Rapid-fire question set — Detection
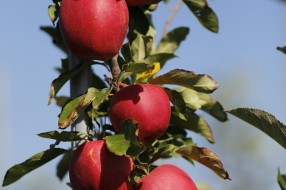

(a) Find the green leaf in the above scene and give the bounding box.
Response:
[278,168,286,190]
[40,26,66,53]
[55,96,70,108]
[58,88,100,129]
[105,120,145,157]
[2,148,67,186]
[227,108,286,149]
[48,5,59,25]
[130,34,153,62]
[172,87,227,121]
[150,69,219,93]
[143,53,176,68]
[92,88,111,109]
[56,149,72,181]
[125,62,154,74]
[121,43,133,63]
[157,27,190,54]
[183,0,219,33]
[48,61,94,105]
[171,110,214,143]
[129,7,150,35]
[176,145,230,179]
[277,46,286,55]
[37,130,85,142]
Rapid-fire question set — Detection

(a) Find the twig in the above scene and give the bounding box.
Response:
[161,0,183,38]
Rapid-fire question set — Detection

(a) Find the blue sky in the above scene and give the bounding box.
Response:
[1,0,286,190]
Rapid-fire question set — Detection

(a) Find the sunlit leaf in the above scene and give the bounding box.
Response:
[2,148,67,186]
[150,69,219,93]
[57,149,72,181]
[227,108,286,149]
[171,110,214,143]
[176,145,230,179]
[37,130,85,142]
[92,88,110,109]
[58,88,101,129]
[157,27,190,54]
[105,120,145,157]
[278,168,286,190]
[135,62,160,83]
[183,0,219,33]
[130,34,153,62]
[173,87,227,121]
[277,46,286,55]
[48,5,58,25]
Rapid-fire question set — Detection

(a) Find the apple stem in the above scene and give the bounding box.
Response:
[68,51,92,147]
[109,54,121,79]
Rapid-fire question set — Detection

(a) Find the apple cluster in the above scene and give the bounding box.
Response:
[59,0,198,189]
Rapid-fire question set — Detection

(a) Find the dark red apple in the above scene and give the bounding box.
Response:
[126,0,161,6]
[109,84,171,144]
[59,0,129,61]
[135,164,198,190]
[69,140,133,190]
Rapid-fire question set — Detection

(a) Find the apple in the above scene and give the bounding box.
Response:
[59,0,129,61]
[135,164,198,190]
[126,0,161,6]
[69,140,133,190]
[109,84,171,145]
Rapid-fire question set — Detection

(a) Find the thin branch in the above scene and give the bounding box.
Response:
[161,0,183,38]
[109,54,121,79]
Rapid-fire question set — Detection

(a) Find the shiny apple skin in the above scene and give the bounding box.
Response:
[59,0,129,61]
[69,140,133,190]
[109,84,171,145]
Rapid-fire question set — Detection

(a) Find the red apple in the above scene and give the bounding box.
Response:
[59,0,129,61]
[135,164,198,190]
[69,140,133,190]
[109,84,171,144]
[126,0,161,6]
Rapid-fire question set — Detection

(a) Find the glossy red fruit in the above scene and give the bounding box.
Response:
[126,0,161,6]
[59,0,129,61]
[109,84,171,145]
[69,140,133,190]
[135,164,198,190]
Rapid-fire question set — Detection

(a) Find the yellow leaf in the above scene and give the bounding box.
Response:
[135,62,160,83]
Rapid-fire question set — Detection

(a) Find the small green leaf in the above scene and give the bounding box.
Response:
[150,69,219,93]
[48,61,94,105]
[183,0,219,33]
[278,168,286,190]
[130,34,153,62]
[48,5,59,25]
[171,110,214,143]
[227,108,286,149]
[37,130,85,142]
[2,148,67,186]
[176,145,230,179]
[143,53,176,68]
[157,27,190,54]
[57,149,73,181]
[277,46,286,55]
[55,96,70,108]
[58,88,100,129]
[105,120,145,157]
